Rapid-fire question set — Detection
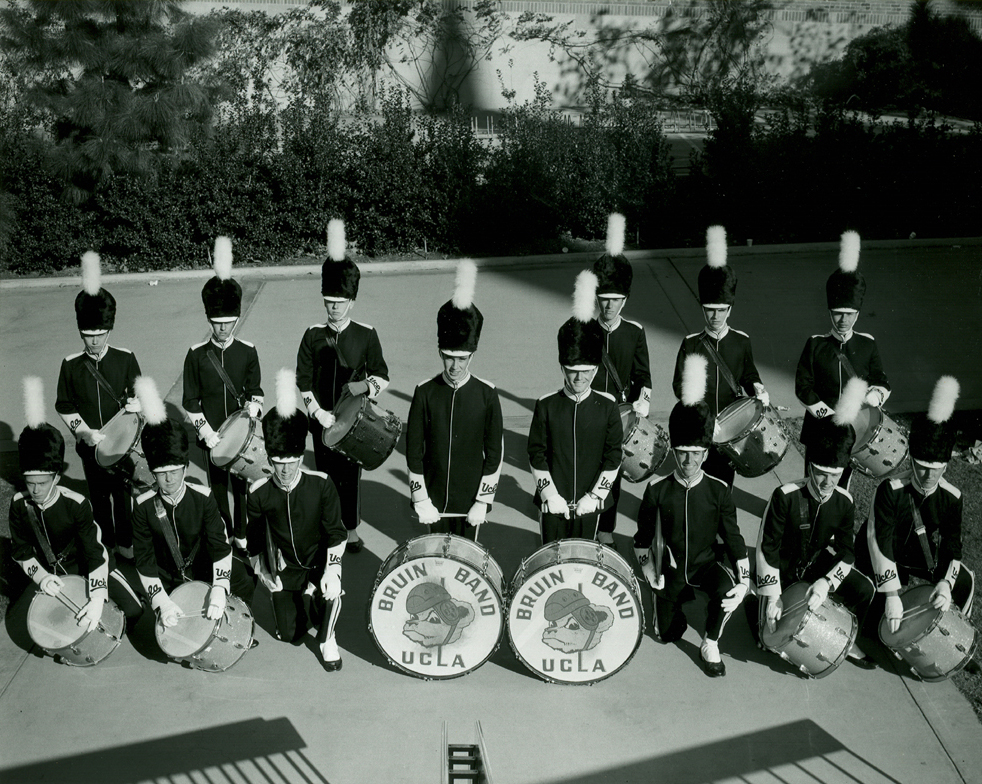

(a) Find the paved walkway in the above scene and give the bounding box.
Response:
[1,239,980,784]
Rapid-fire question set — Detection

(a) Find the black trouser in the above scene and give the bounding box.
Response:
[269,588,341,644]
[313,437,361,531]
[655,560,736,643]
[703,447,735,488]
[427,517,477,541]
[540,511,600,544]
[78,444,132,551]
[207,460,248,540]
[597,474,622,534]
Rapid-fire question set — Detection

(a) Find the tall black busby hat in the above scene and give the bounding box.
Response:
[201,237,242,320]
[826,231,866,311]
[437,260,484,353]
[698,225,737,306]
[321,219,360,300]
[558,272,602,367]
[910,376,959,465]
[263,369,308,460]
[806,377,864,469]
[19,377,65,475]
[669,355,714,448]
[593,213,633,297]
[75,252,116,332]
[136,377,189,472]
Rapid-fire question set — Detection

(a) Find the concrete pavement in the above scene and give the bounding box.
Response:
[1,240,981,784]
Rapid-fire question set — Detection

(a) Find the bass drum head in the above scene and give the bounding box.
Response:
[28,575,89,650]
[95,411,141,467]
[878,584,939,648]
[155,581,219,659]
[760,581,811,651]
[323,394,363,447]
[369,534,505,680]
[618,404,638,442]
[714,398,760,445]
[211,411,252,467]
[508,539,644,685]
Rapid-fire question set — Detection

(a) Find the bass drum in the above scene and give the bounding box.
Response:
[369,534,505,680]
[508,539,644,685]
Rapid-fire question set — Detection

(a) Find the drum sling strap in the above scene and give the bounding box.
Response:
[83,361,124,408]
[153,497,201,583]
[25,503,69,574]
[795,492,819,581]
[832,342,859,382]
[206,350,245,409]
[909,495,936,572]
[698,335,743,398]
[599,340,627,403]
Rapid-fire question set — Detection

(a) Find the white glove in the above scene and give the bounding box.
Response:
[721,582,749,614]
[467,501,487,526]
[414,498,440,525]
[885,593,904,633]
[632,398,650,418]
[931,580,952,612]
[634,548,663,590]
[247,401,262,418]
[80,428,106,447]
[320,566,342,601]
[806,578,830,611]
[205,585,227,620]
[575,493,601,517]
[544,494,571,518]
[39,574,65,596]
[124,396,142,413]
[765,596,783,632]
[76,594,105,632]
[754,384,770,408]
[200,424,221,449]
[344,380,370,397]
[314,409,336,429]
[864,389,883,408]
[233,536,248,551]
[157,596,182,628]
[249,555,282,592]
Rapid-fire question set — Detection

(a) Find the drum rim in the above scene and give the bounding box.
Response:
[94,410,143,467]
[28,574,91,651]
[323,394,368,447]
[878,584,945,648]
[713,397,764,446]
[511,538,638,592]
[851,406,885,453]
[28,576,125,662]
[618,403,640,443]
[212,409,257,467]
[154,581,222,659]
[374,533,506,592]
[185,595,255,672]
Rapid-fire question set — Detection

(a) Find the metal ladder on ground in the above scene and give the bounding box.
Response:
[442,722,493,784]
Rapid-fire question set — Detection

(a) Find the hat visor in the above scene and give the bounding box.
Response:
[440,350,472,358]
[323,296,350,303]
[701,302,730,309]
[270,455,302,463]
[208,316,238,323]
[809,463,845,475]
[912,458,946,469]
[673,445,707,452]
[22,469,57,476]
[562,364,597,371]
[80,329,110,336]
[597,294,626,300]
[829,308,859,314]
[151,464,186,474]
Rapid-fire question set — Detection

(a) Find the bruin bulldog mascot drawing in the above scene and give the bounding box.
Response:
[402,582,475,648]
[541,588,614,653]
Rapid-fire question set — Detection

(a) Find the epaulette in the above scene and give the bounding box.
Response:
[237,338,255,348]
[889,477,906,491]
[596,390,616,403]
[537,391,559,402]
[622,318,643,330]
[780,481,805,495]
[12,491,24,502]
[301,467,329,480]
[415,378,433,389]
[58,487,87,504]
[187,482,211,497]
[855,332,875,340]
[65,351,84,361]
[136,489,156,504]
[685,332,702,340]
[814,334,827,340]
[472,375,496,389]
[248,477,269,493]
[115,347,134,354]
[938,478,961,499]
[731,328,750,338]
[310,323,327,331]
[833,485,853,503]
[352,320,374,330]
[190,340,209,350]
[705,474,729,488]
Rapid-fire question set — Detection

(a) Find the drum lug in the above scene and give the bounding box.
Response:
[85,655,94,664]
[816,652,829,663]
[217,635,229,643]
[234,642,245,649]
[956,643,968,654]
[939,626,951,637]
[908,643,922,654]
[70,646,81,655]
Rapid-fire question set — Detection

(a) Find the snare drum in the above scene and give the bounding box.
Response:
[369,534,505,680]
[714,398,789,478]
[760,581,857,678]
[27,575,125,666]
[155,581,255,672]
[851,406,909,477]
[508,539,644,685]
[95,409,153,492]
[619,405,669,484]
[878,584,978,682]
[323,393,402,471]
[211,410,272,483]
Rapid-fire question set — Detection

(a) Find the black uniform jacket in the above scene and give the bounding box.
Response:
[406,374,503,514]
[183,337,263,430]
[592,318,652,404]
[756,480,855,597]
[56,347,141,432]
[673,328,761,417]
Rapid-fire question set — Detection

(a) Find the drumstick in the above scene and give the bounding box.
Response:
[53,590,117,636]
[900,605,938,622]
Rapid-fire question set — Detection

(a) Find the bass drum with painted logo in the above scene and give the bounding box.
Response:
[368,534,505,680]
[507,539,644,685]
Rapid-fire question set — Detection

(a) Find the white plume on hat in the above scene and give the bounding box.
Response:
[927,376,959,424]
[327,219,346,262]
[23,376,45,428]
[135,376,167,426]
[276,368,298,418]
[452,259,478,310]
[706,225,727,268]
[605,213,626,257]
[81,251,101,295]
[213,236,233,280]
[681,354,708,407]
[572,270,598,323]
[833,377,868,427]
[839,231,861,273]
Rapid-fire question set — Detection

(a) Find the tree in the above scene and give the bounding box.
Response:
[0,0,220,202]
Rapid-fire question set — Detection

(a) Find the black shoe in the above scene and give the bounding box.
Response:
[346,538,363,554]
[702,658,726,678]
[847,655,877,671]
[321,656,342,672]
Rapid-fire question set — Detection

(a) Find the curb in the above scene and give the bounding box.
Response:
[2,237,980,290]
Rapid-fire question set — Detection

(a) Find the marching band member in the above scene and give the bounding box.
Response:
[672,226,767,486]
[10,378,143,628]
[131,377,255,632]
[795,231,890,487]
[756,378,876,669]
[857,376,976,658]
[297,219,389,553]
[182,237,263,545]
[591,214,652,545]
[406,260,503,540]
[55,252,142,558]
[634,355,750,677]
[528,271,622,544]
[246,369,347,671]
